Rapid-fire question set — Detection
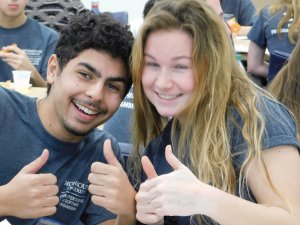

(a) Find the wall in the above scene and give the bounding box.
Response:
[81,0,148,21]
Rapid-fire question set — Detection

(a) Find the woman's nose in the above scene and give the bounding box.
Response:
[155,68,172,90]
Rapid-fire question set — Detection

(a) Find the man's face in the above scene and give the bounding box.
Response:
[0,0,28,18]
[44,49,127,142]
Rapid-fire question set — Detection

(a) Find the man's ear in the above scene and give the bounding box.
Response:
[47,54,59,85]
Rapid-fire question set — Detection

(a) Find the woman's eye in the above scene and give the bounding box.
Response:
[174,64,188,69]
[146,62,159,67]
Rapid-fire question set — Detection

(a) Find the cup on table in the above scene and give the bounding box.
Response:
[12,70,31,94]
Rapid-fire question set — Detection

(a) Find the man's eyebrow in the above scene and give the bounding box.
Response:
[78,62,100,77]
[78,62,127,83]
[107,77,127,84]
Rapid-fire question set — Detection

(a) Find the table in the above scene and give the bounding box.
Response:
[233,35,270,61]
[0,82,47,98]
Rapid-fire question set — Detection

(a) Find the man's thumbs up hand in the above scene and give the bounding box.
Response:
[88,139,136,217]
[1,149,59,219]
[21,149,49,174]
[103,139,123,169]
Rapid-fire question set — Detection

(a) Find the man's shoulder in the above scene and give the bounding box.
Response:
[27,17,58,36]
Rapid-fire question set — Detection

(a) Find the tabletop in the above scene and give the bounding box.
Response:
[0,81,47,98]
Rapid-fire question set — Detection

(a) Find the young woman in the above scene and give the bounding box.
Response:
[247,0,300,79]
[267,41,300,138]
[129,0,300,224]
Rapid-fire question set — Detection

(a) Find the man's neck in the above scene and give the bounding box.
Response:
[0,13,27,29]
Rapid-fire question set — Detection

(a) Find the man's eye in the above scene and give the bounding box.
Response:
[107,83,120,92]
[79,72,92,80]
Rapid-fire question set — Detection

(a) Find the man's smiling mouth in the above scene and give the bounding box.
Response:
[73,100,99,116]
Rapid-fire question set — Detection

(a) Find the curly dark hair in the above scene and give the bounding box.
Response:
[50,11,134,95]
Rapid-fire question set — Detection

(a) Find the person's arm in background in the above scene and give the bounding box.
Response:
[247,41,269,77]
[247,6,269,77]
[0,44,46,87]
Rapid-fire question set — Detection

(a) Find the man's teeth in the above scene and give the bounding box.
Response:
[158,93,179,100]
[75,102,98,115]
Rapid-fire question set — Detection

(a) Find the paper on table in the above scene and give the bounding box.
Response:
[0,219,11,225]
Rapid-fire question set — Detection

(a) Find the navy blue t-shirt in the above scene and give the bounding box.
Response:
[248,6,297,55]
[141,95,300,225]
[221,0,256,26]
[0,17,58,81]
[0,87,123,225]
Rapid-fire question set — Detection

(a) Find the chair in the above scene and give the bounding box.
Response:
[25,0,86,32]
[103,86,134,160]
[268,50,290,82]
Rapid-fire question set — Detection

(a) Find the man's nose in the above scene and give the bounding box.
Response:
[86,82,105,101]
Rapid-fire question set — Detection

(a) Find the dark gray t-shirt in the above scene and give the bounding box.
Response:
[141,95,300,225]
[0,17,58,81]
[248,6,297,55]
[0,87,123,225]
[221,0,256,26]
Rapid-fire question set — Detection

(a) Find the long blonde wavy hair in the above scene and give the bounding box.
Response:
[269,0,300,44]
[129,0,266,221]
[268,41,300,138]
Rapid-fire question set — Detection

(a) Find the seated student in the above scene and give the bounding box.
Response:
[0,11,134,225]
[221,0,256,26]
[247,0,300,80]
[0,0,58,87]
[267,40,300,137]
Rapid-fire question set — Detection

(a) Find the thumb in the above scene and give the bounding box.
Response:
[21,149,49,174]
[141,156,158,180]
[165,145,186,171]
[103,139,122,169]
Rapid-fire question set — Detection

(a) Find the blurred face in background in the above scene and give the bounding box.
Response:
[0,0,28,18]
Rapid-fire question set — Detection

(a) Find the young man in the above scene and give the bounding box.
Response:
[0,0,58,87]
[0,11,134,225]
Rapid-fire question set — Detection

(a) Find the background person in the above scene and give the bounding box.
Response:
[267,40,300,137]
[0,11,134,225]
[221,0,256,26]
[0,0,58,87]
[128,0,300,224]
[247,0,300,80]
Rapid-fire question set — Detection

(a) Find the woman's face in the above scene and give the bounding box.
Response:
[142,29,195,118]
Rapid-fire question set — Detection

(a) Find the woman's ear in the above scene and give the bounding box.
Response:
[47,54,59,85]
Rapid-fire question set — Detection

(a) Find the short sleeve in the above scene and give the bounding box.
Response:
[247,7,268,49]
[259,97,300,152]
